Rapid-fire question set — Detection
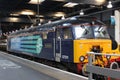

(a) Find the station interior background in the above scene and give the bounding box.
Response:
[0,0,120,39]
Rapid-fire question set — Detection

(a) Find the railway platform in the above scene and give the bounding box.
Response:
[0,51,88,80]
[0,51,57,80]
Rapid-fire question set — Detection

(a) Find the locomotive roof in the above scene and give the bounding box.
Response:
[39,16,98,27]
[9,15,104,36]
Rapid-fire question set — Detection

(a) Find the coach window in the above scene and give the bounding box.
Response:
[63,27,72,39]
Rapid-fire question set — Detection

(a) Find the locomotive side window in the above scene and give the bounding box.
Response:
[63,28,72,39]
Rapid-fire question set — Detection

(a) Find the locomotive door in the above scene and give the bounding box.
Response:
[55,28,62,62]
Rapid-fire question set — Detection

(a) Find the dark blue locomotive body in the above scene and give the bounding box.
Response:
[7,17,76,63]
[7,16,113,74]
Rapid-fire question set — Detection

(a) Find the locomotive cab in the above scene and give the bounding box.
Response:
[73,21,112,71]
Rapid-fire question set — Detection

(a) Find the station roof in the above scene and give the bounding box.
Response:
[0,0,120,33]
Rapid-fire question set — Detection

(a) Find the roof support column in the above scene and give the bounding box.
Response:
[115,10,120,44]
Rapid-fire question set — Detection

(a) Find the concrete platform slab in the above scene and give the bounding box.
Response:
[0,52,57,80]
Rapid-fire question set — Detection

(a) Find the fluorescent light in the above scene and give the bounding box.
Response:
[29,0,45,4]
[20,10,35,15]
[54,12,65,17]
[10,13,20,16]
[95,0,105,3]
[63,2,78,7]
[95,0,106,5]
[8,17,20,22]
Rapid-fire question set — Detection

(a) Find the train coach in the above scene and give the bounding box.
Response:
[7,16,119,75]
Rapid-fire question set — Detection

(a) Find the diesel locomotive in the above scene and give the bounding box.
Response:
[7,16,119,75]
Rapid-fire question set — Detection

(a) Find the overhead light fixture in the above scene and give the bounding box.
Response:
[29,0,45,4]
[61,16,65,19]
[10,13,20,16]
[63,2,78,8]
[107,1,113,8]
[79,10,84,15]
[95,0,105,3]
[20,10,35,15]
[95,0,106,5]
[8,17,20,22]
[38,23,41,25]
[54,12,65,17]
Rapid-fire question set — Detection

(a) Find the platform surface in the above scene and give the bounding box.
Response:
[0,52,57,80]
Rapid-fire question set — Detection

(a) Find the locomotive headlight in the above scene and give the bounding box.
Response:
[80,56,85,62]
[106,55,111,60]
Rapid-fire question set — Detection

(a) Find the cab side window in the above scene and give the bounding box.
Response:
[63,27,72,39]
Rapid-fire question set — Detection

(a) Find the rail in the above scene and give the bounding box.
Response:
[86,52,120,80]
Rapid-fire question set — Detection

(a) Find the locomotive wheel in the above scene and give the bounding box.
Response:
[82,64,89,76]
[110,62,119,69]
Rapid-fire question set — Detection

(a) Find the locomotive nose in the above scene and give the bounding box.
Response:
[74,39,111,63]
